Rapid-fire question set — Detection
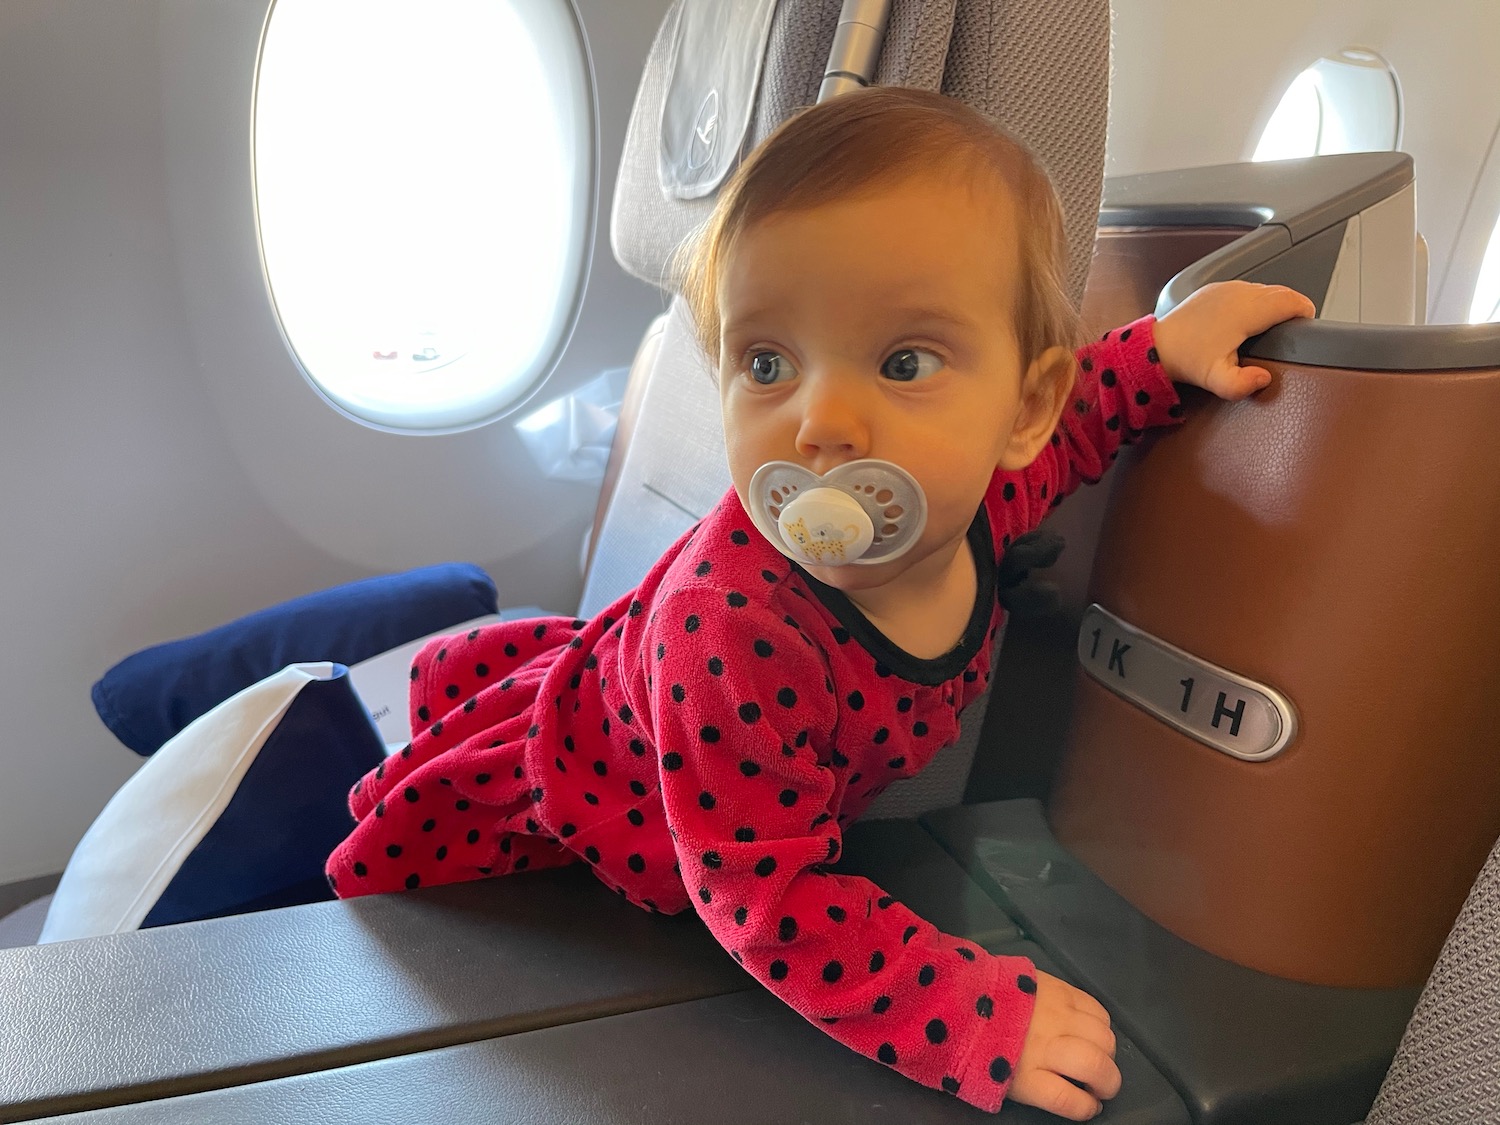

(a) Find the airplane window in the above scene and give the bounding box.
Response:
[1253,51,1401,162]
[253,0,593,432]
[1471,214,1500,324]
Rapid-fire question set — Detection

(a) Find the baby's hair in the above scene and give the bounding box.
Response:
[679,85,1082,369]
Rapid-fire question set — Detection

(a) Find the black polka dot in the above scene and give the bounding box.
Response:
[353,862,367,876]
[386,844,402,858]
[896,697,913,713]
[374,801,385,818]
[662,752,683,770]
[778,916,798,941]
[559,823,576,838]
[699,790,716,810]
[739,760,760,778]
[707,656,724,676]
[627,854,645,873]
[755,856,777,877]
[769,959,788,981]
[827,905,846,923]
[685,615,700,633]
[702,850,722,869]
[887,756,906,770]
[918,965,936,985]
[1135,389,1152,406]
[627,809,645,827]
[735,827,756,842]
[753,639,774,658]
[1101,367,1117,387]
[466,829,481,845]
[831,627,850,645]
[585,846,600,863]
[989,1057,1012,1083]
[777,687,797,708]
[727,592,748,608]
[913,721,929,737]
[514,856,529,870]
[701,726,721,743]
[873,995,892,1014]
[503,642,518,657]
[738,702,761,723]
[554,757,567,773]
[671,683,686,703]
[1017,974,1037,994]
[877,1043,898,1065]
[405,874,420,889]
[734,906,749,925]
[976,995,994,1019]
[416,708,429,723]
[532,624,547,640]
[778,789,798,807]
[1168,403,1185,418]
[877,895,895,910]
[942,1076,961,1095]
[846,691,864,711]
[629,779,648,796]
[403,786,420,803]
[695,560,712,577]
[822,960,843,983]
[475,773,491,785]
[1002,482,1017,501]
[593,760,608,777]
[1106,414,1121,431]
[869,951,885,972]
[435,846,448,861]
[698,886,712,904]
[956,947,976,961]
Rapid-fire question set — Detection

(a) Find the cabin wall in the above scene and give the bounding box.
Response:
[1106,0,1500,322]
[0,0,671,885]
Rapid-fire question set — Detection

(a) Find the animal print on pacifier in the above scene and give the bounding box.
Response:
[746,460,928,567]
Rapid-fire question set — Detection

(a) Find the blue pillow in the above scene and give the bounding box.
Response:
[92,563,498,757]
[42,664,387,941]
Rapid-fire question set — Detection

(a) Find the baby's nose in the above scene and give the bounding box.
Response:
[793,381,871,470]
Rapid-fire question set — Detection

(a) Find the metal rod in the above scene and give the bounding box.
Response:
[817,0,893,103]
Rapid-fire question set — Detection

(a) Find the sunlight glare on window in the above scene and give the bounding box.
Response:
[1253,52,1400,163]
[255,0,592,431]
[1253,69,1322,162]
[1470,214,1500,324]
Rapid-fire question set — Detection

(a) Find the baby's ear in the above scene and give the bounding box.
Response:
[998,345,1075,471]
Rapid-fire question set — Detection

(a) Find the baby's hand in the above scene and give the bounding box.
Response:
[1152,281,1316,401]
[1008,970,1120,1121]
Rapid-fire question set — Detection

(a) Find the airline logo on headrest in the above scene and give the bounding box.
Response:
[688,88,720,173]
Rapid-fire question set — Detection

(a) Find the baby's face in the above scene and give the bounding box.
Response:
[717,172,1038,600]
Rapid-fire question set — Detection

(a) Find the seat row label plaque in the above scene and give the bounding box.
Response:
[1077,604,1297,761]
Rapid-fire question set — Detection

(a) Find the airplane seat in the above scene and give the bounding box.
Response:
[1365,830,1500,1125]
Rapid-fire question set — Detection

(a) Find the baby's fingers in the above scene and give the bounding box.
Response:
[1046,1034,1123,1100]
[1207,357,1272,401]
[1237,283,1316,334]
[1009,1069,1102,1121]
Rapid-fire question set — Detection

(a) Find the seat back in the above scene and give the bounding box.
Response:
[582,0,1111,817]
[1365,832,1500,1124]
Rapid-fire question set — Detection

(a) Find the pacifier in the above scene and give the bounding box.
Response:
[746,459,928,567]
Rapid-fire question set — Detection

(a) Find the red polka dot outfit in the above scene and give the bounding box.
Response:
[327,317,1178,1112]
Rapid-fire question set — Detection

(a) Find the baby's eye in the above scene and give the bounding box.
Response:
[748,351,795,385]
[880,348,944,382]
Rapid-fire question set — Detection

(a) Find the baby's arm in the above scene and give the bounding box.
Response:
[1002,282,1314,539]
[642,589,1113,1116]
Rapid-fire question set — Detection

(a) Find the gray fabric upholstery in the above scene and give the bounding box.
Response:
[1365,834,1500,1125]
[612,0,1109,305]
[0,893,51,949]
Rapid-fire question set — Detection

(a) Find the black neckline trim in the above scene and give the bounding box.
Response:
[795,507,997,686]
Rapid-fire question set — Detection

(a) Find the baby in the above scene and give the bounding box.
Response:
[327,86,1311,1118]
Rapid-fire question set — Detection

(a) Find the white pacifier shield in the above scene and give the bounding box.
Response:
[747,459,928,567]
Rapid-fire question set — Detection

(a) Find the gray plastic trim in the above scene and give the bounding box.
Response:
[1099,152,1500,371]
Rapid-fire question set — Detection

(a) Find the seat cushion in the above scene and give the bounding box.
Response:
[42,664,386,942]
[92,562,499,757]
